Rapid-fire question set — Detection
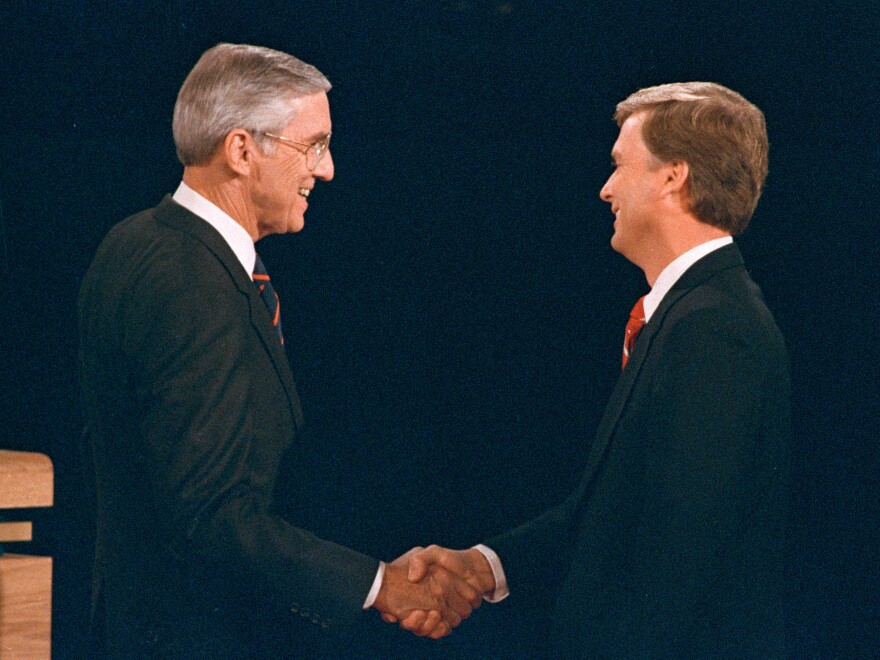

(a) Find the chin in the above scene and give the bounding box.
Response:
[282,212,305,233]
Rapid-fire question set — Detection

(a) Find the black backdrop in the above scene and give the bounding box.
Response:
[1,1,877,657]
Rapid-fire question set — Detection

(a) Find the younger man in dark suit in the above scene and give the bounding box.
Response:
[405,82,791,657]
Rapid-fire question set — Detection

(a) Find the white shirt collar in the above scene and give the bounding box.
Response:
[643,236,733,323]
[172,181,256,279]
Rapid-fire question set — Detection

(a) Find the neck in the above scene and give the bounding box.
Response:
[182,165,259,242]
[639,214,730,286]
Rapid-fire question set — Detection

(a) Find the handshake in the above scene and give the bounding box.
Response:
[371,545,497,639]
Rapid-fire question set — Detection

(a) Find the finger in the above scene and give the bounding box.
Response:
[391,545,425,566]
[427,619,452,640]
[413,609,442,637]
[445,609,463,629]
[408,545,448,582]
[452,572,482,609]
[418,610,449,639]
[407,552,430,582]
[400,610,428,637]
[429,567,475,620]
[441,589,471,624]
[399,609,427,633]
[436,594,464,629]
[381,612,398,623]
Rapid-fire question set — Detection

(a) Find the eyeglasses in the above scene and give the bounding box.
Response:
[263,131,332,171]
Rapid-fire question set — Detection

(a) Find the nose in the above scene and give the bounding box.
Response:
[314,149,334,182]
[599,175,612,202]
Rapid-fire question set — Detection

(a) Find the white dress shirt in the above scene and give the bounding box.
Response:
[172,182,256,279]
[642,236,733,323]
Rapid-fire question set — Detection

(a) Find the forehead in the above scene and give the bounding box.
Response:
[283,92,332,139]
[612,112,650,158]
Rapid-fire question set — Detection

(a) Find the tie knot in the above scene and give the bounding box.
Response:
[629,295,646,322]
[253,254,270,281]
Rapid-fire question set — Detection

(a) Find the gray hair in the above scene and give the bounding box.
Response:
[173,43,331,166]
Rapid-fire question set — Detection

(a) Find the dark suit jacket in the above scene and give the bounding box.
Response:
[78,197,378,658]
[489,244,791,658]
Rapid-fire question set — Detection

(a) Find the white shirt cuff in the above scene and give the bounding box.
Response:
[362,561,386,609]
[474,544,510,603]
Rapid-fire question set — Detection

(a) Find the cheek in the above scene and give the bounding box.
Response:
[282,160,310,183]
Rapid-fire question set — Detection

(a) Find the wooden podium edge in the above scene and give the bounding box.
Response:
[0,451,54,509]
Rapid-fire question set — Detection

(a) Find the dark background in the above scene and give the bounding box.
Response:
[1,1,877,657]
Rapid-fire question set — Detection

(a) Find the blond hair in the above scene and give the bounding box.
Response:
[615,82,768,235]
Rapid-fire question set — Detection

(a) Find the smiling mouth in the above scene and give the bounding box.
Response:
[299,188,310,198]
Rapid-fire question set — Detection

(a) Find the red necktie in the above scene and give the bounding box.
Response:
[622,295,646,370]
[253,254,284,346]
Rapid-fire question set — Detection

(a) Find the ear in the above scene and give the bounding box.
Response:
[662,159,689,196]
[223,129,257,177]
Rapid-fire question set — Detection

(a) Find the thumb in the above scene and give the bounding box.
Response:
[408,552,429,582]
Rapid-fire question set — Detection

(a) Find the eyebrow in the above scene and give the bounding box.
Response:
[300,130,331,143]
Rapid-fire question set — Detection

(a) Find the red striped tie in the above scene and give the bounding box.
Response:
[253,254,284,346]
[622,295,646,370]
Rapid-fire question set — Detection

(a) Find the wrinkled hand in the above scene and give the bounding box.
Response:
[372,547,482,639]
[397,545,496,633]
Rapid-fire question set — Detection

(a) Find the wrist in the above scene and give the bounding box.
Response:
[373,561,403,614]
[465,548,496,594]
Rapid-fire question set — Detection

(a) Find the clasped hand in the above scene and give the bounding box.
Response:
[372,545,496,639]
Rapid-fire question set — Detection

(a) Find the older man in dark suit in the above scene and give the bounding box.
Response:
[78,43,478,658]
[406,82,791,657]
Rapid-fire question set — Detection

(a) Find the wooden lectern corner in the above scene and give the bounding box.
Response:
[1,450,54,660]
[0,450,54,509]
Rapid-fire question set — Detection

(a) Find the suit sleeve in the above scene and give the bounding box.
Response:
[122,240,378,629]
[485,477,583,605]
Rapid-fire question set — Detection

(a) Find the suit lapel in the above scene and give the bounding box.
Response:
[154,197,305,430]
[246,287,305,429]
[580,244,745,483]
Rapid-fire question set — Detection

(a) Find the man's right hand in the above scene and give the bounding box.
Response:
[372,551,482,639]
[407,545,496,594]
[394,545,496,634]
